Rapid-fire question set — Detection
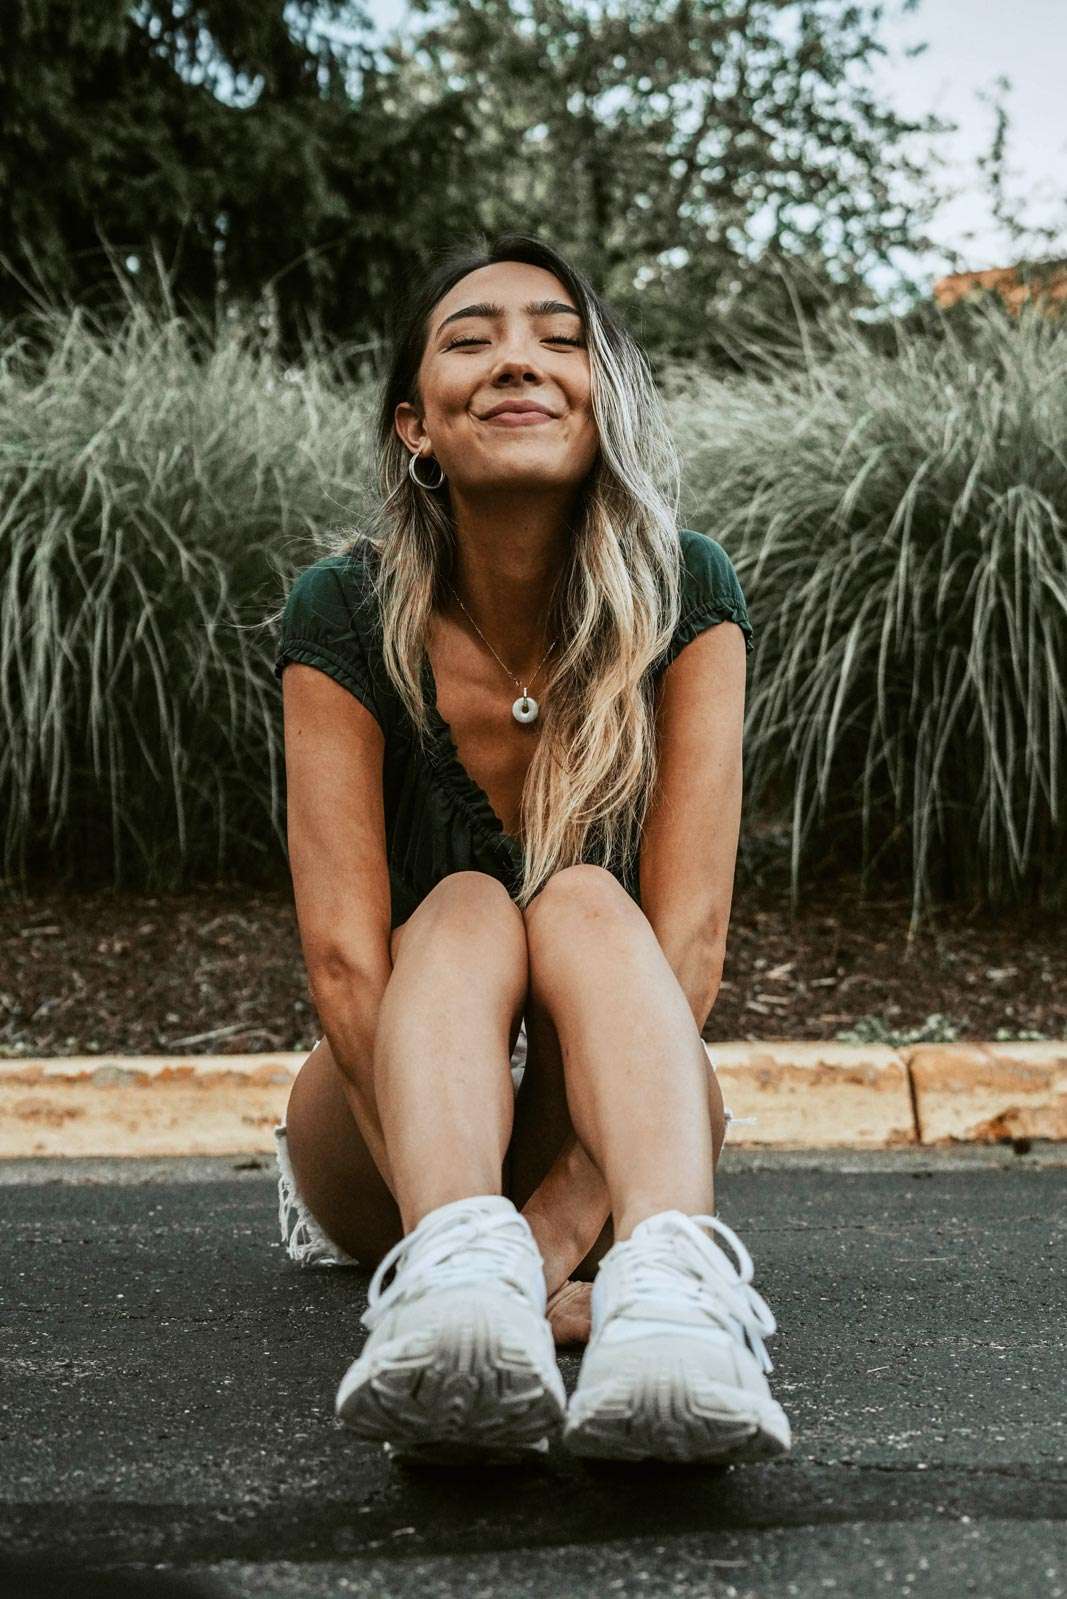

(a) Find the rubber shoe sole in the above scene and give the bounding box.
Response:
[335,1291,566,1464]
[563,1347,792,1464]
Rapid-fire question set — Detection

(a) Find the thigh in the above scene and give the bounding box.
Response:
[281,914,417,1269]
[284,878,528,1269]
[283,1032,403,1268]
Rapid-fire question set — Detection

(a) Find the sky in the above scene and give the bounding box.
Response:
[358,0,1067,292]
[871,0,1066,282]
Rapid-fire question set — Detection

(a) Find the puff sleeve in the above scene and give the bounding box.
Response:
[273,554,385,731]
[654,530,755,671]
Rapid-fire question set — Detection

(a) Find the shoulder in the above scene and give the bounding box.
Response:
[657,529,755,664]
[273,543,392,734]
[273,543,388,721]
[276,547,385,670]
[281,547,378,630]
[677,530,746,611]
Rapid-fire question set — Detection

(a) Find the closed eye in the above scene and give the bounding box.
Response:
[444,335,585,351]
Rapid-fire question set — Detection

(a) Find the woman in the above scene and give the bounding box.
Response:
[271,231,790,1467]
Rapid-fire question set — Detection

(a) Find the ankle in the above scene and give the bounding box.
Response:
[614,1193,714,1243]
[401,1181,506,1235]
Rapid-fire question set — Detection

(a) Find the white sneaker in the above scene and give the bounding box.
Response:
[335,1193,566,1464]
[562,1209,792,1464]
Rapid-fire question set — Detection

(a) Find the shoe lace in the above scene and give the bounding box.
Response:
[614,1212,779,1375]
[362,1202,542,1333]
[275,1127,357,1268]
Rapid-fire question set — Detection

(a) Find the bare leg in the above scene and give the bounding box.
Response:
[283,1034,403,1267]
[283,871,527,1261]
[523,864,724,1243]
[374,873,527,1233]
[324,878,571,1455]
[506,986,727,1282]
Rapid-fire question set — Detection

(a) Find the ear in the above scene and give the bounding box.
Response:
[394,400,429,455]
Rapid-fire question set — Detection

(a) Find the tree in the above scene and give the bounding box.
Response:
[0,1,950,356]
[0,2,396,346]
[389,0,950,355]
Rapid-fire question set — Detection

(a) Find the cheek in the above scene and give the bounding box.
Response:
[574,406,600,453]
[576,389,597,437]
[416,364,467,426]
[432,384,469,423]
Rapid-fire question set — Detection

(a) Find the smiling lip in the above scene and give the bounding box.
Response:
[480,399,557,419]
[481,410,556,427]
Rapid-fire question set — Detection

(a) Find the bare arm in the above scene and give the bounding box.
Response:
[281,661,397,1190]
[638,618,748,1027]
[309,966,395,1193]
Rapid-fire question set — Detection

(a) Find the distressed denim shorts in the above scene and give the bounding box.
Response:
[274,1022,739,1268]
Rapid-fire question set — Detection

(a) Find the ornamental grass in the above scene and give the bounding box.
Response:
[2,295,1063,922]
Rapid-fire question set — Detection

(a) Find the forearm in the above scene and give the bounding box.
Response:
[308,965,397,1197]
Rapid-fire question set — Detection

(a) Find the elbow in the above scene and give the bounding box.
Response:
[307,944,391,1010]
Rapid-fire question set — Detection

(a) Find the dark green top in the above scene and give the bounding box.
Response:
[274,529,754,929]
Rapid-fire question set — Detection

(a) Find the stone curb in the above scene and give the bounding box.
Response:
[0,1042,1064,1157]
[906,1042,1067,1143]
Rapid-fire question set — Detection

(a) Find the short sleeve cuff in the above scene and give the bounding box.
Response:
[274,639,384,729]
[656,594,755,671]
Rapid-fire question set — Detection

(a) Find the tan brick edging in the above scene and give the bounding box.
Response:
[0,1041,1064,1157]
[905,1042,1067,1143]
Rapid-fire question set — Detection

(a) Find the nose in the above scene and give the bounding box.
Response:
[492,367,544,391]
[488,332,549,385]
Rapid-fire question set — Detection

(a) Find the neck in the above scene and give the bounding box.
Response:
[444,485,575,673]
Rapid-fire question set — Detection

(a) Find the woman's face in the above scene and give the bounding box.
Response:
[395,260,601,498]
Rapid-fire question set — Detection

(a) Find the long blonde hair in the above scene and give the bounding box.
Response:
[325,231,685,908]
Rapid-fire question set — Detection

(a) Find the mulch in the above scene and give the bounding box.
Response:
[2,869,1062,1058]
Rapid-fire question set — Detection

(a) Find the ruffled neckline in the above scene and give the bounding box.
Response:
[420,653,525,866]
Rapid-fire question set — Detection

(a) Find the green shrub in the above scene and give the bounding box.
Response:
[665,300,1067,925]
[0,302,374,887]
[2,297,1063,919]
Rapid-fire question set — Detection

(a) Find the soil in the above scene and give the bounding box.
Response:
[1,869,1062,1058]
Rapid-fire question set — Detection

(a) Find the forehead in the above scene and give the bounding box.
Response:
[431,260,575,325]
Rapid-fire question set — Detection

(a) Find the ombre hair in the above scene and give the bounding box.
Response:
[324,231,686,908]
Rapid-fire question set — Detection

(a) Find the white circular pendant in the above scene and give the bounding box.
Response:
[512,694,539,724]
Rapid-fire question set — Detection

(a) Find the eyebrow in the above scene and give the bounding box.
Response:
[434,299,583,340]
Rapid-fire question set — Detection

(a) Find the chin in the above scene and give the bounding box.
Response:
[469,459,587,491]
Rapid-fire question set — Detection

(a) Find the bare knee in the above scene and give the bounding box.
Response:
[524,864,643,943]
[523,867,651,995]
[386,872,529,1053]
[395,871,525,962]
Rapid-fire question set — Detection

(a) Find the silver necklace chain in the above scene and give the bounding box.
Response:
[447,583,557,711]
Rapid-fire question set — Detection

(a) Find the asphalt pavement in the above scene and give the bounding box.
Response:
[1,1146,1064,1599]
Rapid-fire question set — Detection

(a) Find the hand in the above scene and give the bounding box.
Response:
[546,1279,592,1347]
